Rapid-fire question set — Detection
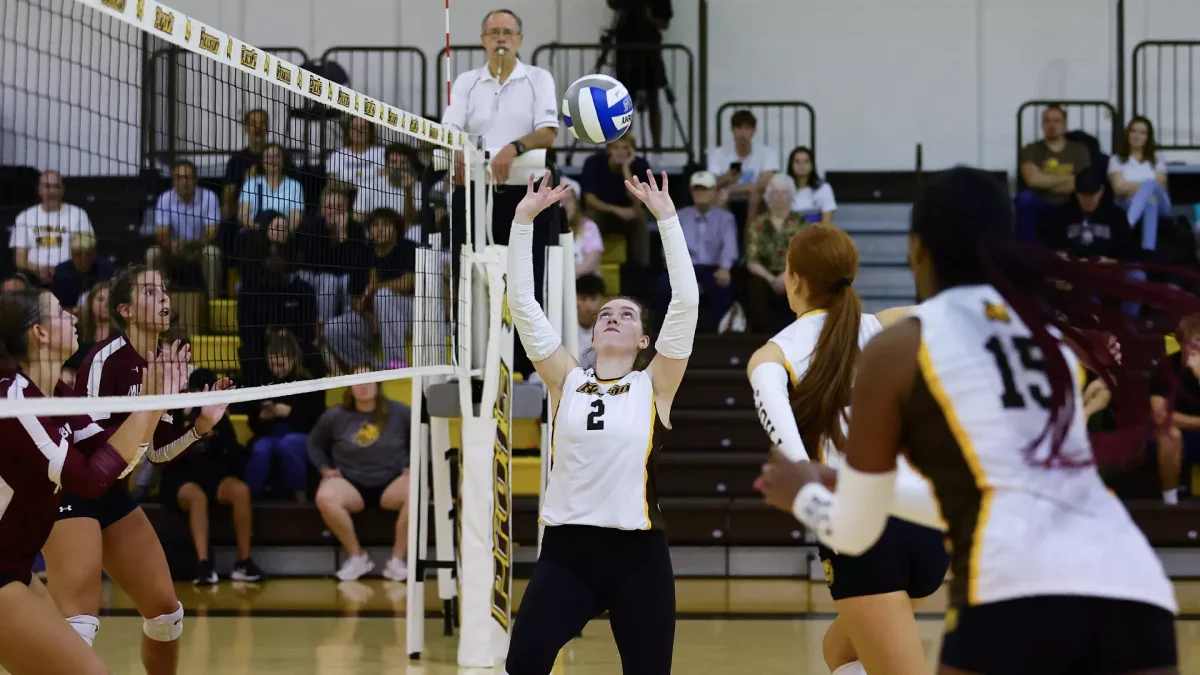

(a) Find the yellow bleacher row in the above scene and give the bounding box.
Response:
[203,300,545,497]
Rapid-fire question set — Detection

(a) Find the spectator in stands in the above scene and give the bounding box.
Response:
[355,143,421,224]
[326,115,385,198]
[310,368,412,582]
[1,273,31,293]
[148,160,223,299]
[295,190,372,365]
[245,329,325,502]
[786,146,836,225]
[10,169,94,286]
[239,143,305,233]
[325,208,417,371]
[51,231,113,311]
[561,177,603,277]
[657,171,737,333]
[72,280,111,363]
[1151,315,1200,506]
[580,133,652,266]
[223,108,269,219]
[744,173,807,333]
[1108,116,1172,255]
[237,214,321,384]
[1040,170,1134,261]
[1017,105,1091,243]
[575,273,605,366]
[161,368,265,585]
[707,110,779,227]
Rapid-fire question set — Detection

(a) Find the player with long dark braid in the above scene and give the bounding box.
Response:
[759,166,1200,674]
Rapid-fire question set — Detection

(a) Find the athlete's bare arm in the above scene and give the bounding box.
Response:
[874,305,915,329]
[843,317,921,473]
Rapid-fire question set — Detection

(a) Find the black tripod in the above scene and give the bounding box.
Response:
[563,9,690,166]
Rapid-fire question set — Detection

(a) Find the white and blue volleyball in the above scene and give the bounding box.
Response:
[562,74,633,144]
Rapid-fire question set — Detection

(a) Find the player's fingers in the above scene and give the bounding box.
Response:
[644,168,658,190]
[659,170,669,192]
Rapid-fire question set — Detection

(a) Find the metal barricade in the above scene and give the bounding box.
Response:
[320,47,428,119]
[714,102,816,170]
[1015,100,1119,177]
[145,46,309,173]
[435,45,488,119]
[1132,41,1200,151]
[531,42,695,165]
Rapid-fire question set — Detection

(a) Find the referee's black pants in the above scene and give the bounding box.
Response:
[451,181,558,378]
[506,525,676,675]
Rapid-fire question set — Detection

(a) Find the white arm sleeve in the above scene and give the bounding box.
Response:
[750,361,809,461]
[791,464,895,556]
[507,222,562,362]
[891,456,947,531]
[655,215,699,359]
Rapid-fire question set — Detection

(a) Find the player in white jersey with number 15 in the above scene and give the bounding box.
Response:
[760,166,1193,674]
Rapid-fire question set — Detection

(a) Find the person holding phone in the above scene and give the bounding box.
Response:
[706,110,780,227]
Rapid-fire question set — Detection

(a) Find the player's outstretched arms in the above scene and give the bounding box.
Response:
[627,170,699,409]
[508,172,578,402]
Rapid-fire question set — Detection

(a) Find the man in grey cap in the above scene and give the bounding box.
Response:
[655,170,738,332]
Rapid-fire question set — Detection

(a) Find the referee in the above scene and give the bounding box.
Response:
[442,8,560,374]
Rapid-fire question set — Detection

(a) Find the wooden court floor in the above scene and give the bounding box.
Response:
[43,580,1200,673]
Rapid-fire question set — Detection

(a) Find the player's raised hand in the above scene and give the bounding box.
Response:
[514,170,572,224]
[197,378,236,433]
[625,169,677,221]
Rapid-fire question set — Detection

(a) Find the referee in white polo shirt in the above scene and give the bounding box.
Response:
[443,7,560,374]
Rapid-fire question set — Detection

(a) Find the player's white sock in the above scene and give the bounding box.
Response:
[1164,488,1179,505]
[831,661,867,675]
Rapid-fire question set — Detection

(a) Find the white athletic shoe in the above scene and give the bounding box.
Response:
[382,557,408,582]
[336,554,375,581]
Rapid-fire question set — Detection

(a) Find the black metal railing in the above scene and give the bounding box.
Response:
[531,42,695,165]
[1015,100,1120,177]
[145,46,309,171]
[1132,41,1200,150]
[319,46,428,118]
[714,101,816,171]
[435,45,488,119]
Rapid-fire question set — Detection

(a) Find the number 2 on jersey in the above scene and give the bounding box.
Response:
[985,335,1050,410]
[587,399,605,430]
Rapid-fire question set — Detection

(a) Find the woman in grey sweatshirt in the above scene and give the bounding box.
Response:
[309,370,412,582]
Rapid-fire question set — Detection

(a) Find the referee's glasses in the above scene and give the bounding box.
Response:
[485,28,520,37]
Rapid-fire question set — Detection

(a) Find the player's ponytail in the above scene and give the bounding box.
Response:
[0,290,47,369]
[785,226,863,455]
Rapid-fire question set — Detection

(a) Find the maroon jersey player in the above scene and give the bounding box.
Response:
[42,266,232,675]
[0,289,183,675]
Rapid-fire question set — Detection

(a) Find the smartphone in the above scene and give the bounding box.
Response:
[730,161,743,173]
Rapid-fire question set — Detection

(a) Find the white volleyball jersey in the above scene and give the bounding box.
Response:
[540,367,668,531]
[907,284,1174,612]
[769,309,884,468]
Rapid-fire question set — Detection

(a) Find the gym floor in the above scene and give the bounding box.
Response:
[70,579,1200,674]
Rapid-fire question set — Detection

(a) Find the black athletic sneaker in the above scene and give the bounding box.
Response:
[231,558,266,582]
[194,559,218,586]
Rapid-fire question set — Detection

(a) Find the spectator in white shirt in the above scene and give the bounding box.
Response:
[326,115,386,196]
[9,170,93,286]
[786,146,836,225]
[239,143,305,232]
[1108,116,1172,254]
[355,143,421,224]
[146,160,223,298]
[560,177,604,278]
[707,110,779,226]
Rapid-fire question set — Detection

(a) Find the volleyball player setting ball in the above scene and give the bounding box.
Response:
[502,169,697,675]
[759,167,1193,674]
[746,224,946,675]
[0,289,188,675]
[41,266,234,675]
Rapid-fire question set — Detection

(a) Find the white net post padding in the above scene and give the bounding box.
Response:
[404,375,430,655]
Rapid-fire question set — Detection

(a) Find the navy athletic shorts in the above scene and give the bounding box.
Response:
[817,516,949,601]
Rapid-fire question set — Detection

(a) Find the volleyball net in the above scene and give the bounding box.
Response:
[1,0,581,668]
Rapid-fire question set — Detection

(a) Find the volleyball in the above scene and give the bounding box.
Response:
[562,74,633,145]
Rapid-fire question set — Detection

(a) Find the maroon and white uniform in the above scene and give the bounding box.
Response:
[75,334,201,466]
[57,335,201,528]
[0,372,128,585]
